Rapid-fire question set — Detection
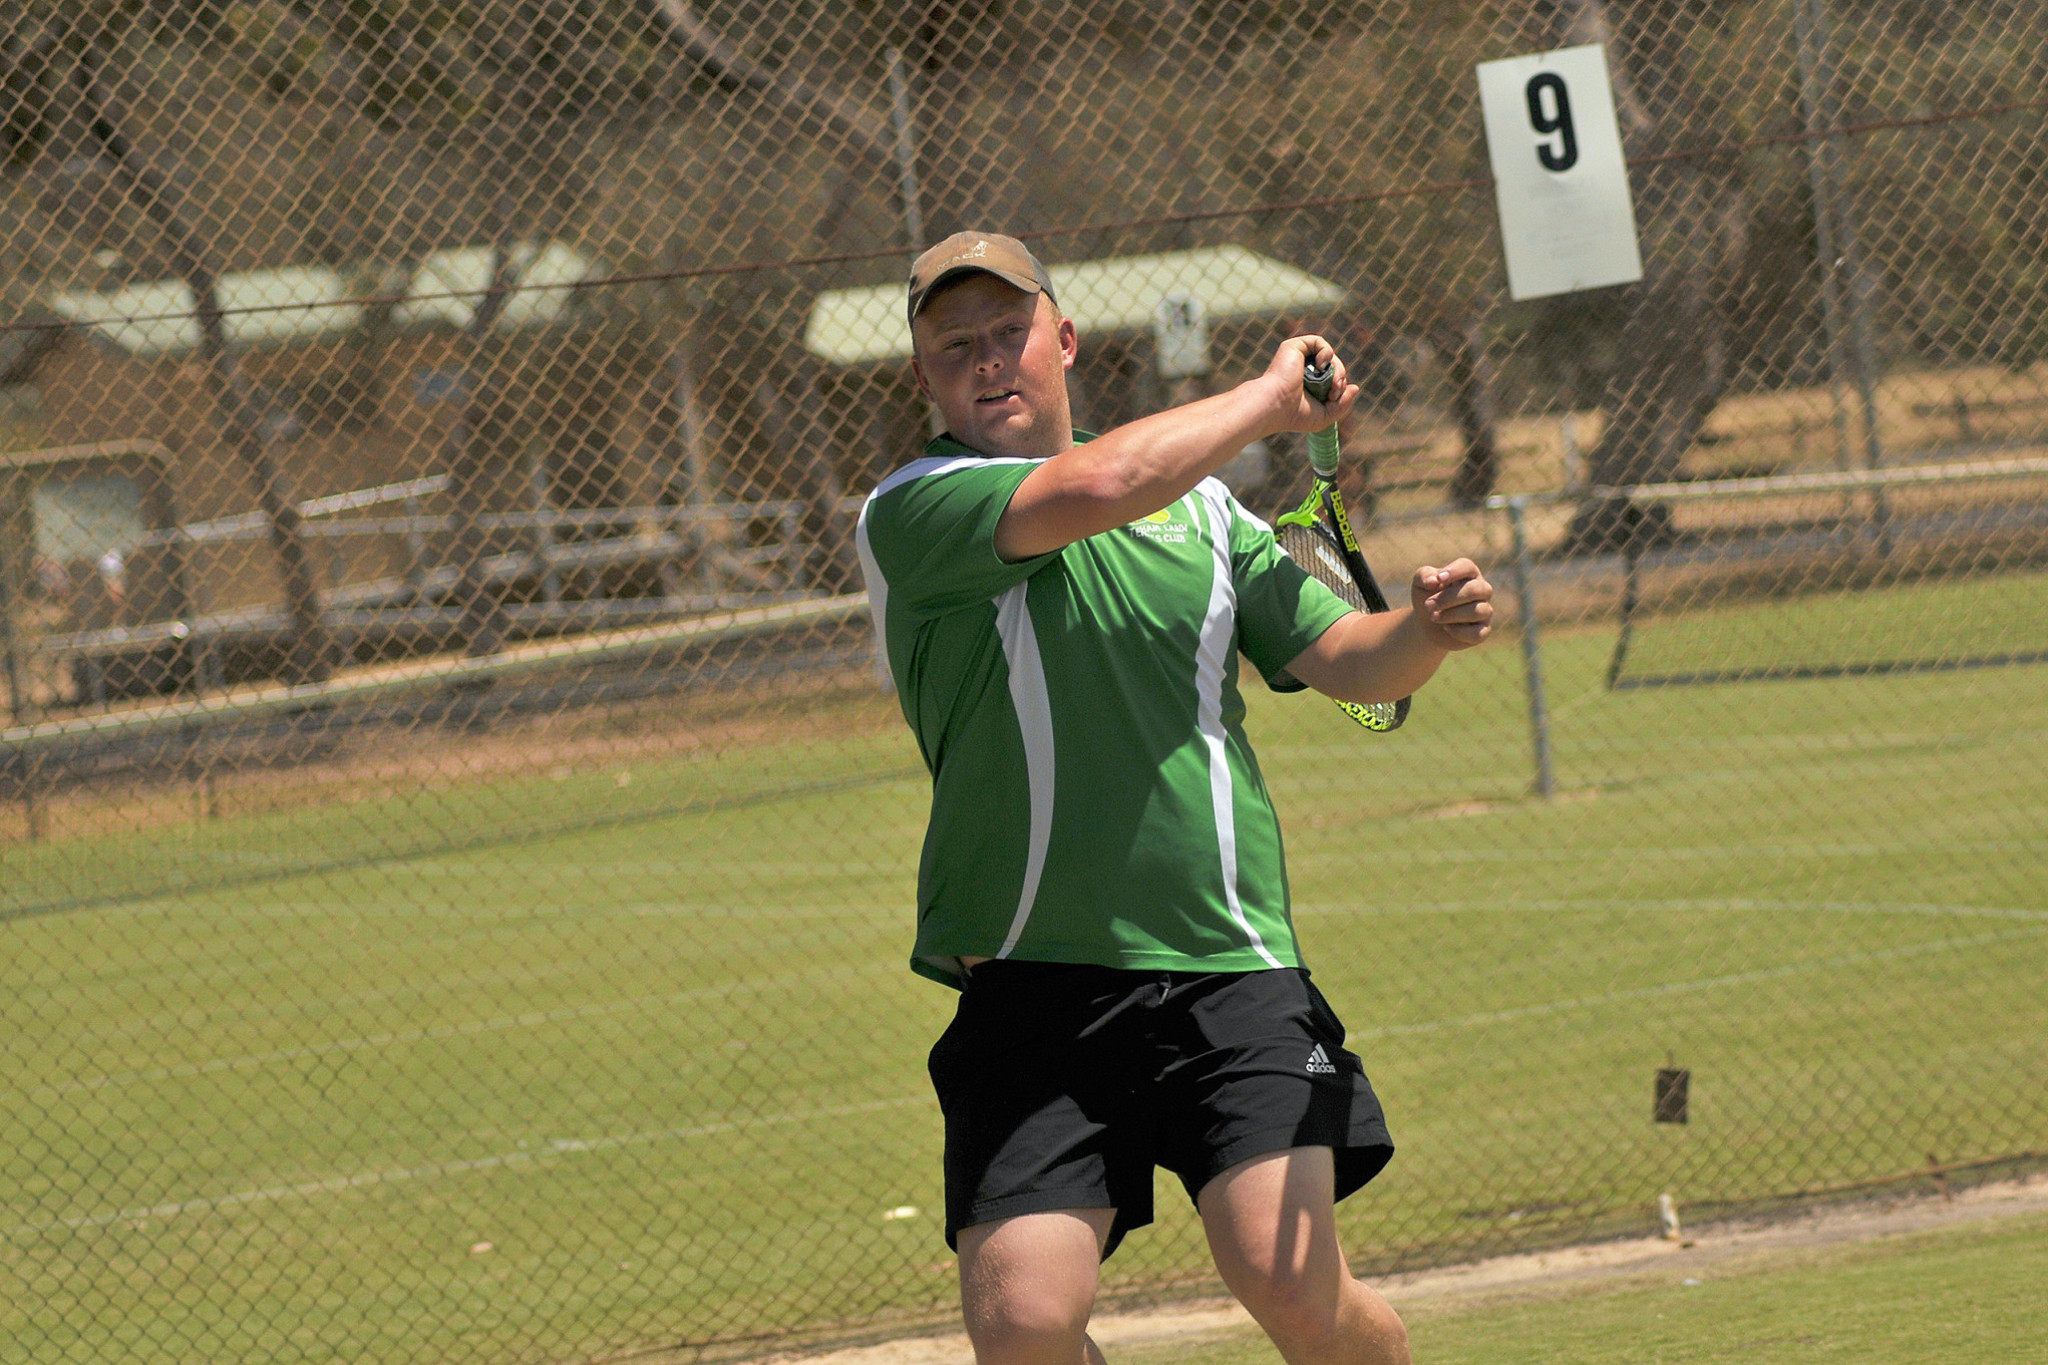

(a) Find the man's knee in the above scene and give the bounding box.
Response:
[957,1210,1111,1365]
[963,1278,1100,1365]
[961,1277,1091,1350]
[1241,1274,1409,1365]
[1236,1266,1340,1350]
[1351,1290,1411,1365]
[963,1308,1090,1364]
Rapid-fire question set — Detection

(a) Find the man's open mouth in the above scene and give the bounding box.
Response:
[976,389,1020,404]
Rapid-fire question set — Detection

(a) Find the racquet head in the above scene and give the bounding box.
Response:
[1275,514,1409,732]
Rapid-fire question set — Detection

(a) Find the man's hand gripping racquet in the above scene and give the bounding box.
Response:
[1270,357,1411,732]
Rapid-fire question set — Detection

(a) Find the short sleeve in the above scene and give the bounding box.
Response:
[858,449,1056,618]
[1220,488,1356,687]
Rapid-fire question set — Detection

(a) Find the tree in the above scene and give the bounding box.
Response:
[1537,0,1747,551]
[32,14,342,682]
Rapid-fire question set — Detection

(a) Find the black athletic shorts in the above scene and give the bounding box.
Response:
[926,961,1393,1257]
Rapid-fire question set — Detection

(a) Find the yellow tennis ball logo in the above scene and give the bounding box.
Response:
[1139,509,1173,524]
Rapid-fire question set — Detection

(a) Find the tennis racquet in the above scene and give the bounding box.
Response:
[1269,356,1411,732]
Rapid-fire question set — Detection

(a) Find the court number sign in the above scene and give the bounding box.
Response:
[1476,44,1643,301]
[1153,291,1211,379]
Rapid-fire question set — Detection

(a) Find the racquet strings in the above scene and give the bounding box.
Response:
[1276,519,1406,732]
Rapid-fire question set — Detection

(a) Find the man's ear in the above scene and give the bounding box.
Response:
[910,353,930,400]
[1058,315,1078,371]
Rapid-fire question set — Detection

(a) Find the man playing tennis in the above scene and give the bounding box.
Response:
[857,231,1494,1365]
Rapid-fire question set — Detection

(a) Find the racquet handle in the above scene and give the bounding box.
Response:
[1302,358,1341,479]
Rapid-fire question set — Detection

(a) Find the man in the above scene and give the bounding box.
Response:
[856,232,1494,1365]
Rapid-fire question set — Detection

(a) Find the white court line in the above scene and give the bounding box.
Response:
[7,1095,930,1239]
[14,962,895,1103]
[1297,897,2048,922]
[28,911,890,1058]
[621,903,900,919]
[1350,924,2048,1042]
[1302,839,2047,867]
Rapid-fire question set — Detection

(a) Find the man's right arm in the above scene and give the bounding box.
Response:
[992,336,1359,562]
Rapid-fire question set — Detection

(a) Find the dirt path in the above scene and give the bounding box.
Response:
[780,1174,2048,1365]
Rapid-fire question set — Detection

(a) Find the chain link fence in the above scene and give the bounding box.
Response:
[4,2,2045,1361]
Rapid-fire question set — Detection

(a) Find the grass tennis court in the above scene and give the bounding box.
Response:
[1613,564,2048,684]
[1114,1209,2048,1365]
[6,605,2047,1363]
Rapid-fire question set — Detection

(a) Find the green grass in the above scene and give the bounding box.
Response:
[1615,565,2048,681]
[1115,1210,2048,1365]
[3,595,2047,1364]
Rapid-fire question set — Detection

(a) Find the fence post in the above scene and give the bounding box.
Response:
[886,48,925,255]
[21,748,45,844]
[1506,497,1556,800]
[0,529,30,729]
[0,536,44,840]
[1795,0,1893,554]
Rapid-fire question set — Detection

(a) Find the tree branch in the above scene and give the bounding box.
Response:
[640,0,894,176]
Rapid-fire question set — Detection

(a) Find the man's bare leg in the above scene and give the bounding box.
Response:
[957,1208,1114,1365]
[1198,1149,1410,1365]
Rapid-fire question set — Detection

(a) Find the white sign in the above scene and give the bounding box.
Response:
[1477,44,1643,301]
[1152,291,1210,379]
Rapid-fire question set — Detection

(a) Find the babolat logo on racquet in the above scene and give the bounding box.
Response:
[1324,486,1362,555]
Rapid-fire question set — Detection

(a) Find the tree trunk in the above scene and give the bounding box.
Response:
[71,35,337,683]
[909,2,1034,241]
[441,224,524,658]
[748,373,859,596]
[1540,0,1741,551]
[641,0,895,185]
[1433,318,1502,507]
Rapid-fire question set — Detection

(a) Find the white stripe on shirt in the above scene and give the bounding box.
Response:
[992,582,1057,958]
[1193,485,1281,968]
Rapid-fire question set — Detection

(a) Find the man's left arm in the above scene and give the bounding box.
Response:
[1281,560,1495,705]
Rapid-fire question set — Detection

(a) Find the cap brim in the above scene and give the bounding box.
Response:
[908,263,1045,323]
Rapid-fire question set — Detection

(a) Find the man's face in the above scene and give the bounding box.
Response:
[910,273,1077,458]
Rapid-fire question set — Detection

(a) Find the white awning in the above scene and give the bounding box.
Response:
[803,244,1346,366]
[49,243,595,359]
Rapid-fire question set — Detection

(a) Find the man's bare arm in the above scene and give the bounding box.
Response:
[1282,560,1495,704]
[993,337,1356,562]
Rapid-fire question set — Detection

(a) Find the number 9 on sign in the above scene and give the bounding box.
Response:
[1525,72,1578,172]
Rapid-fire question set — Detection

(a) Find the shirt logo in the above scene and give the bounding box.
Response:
[1127,506,1190,543]
[1306,1044,1338,1075]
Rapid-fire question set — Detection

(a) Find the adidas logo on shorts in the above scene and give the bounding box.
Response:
[1305,1044,1338,1075]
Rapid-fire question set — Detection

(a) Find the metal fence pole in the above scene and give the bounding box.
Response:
[1792,4,1859,481]
[1795,0,1894,553]
[886,48,925,255]
[0,528,30,729]
[1506,497,1556,800]
[889,46,948,441]
[3,510,45,839]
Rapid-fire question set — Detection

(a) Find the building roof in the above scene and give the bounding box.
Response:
[802,244,1347,366]
[45,243,595,360]
[0,439,173,473]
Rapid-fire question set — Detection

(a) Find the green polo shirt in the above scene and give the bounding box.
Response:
[857,434,1354,987]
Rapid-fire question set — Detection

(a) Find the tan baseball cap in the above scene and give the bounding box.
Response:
[906,231,1057,326]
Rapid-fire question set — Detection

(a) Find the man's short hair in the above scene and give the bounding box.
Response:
[907,231,1058,327]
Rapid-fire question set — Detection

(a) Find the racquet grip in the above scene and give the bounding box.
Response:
[1302,358,1340,478]
[1306,425,1341,478]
